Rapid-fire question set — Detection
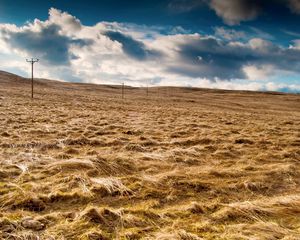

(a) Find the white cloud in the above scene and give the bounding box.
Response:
[168,1,300,25]
[49,8,82,34]
[291,39,300,49]
[243,65,275,81]
[248,38,277,53]
[214,27,246,40]
[265,81,300,92]
[209,0,261,25]
[288,0,300,14]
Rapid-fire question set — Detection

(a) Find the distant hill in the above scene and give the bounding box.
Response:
[0,70,25,83]
[0,69,292,96]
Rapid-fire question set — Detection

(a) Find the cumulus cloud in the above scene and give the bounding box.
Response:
[214,27,273,41]
[150,34,300,81]
[0,7,299,93]
[0,12,92,66]
[49,8,82,33]
[168,0,300,25]
[288,0,300,13]
[159,34,247,79]
[209,0,262,25]
[1,25,91,65]
[103,30,161,60]
[214,27,246,40]
[243,65,275,81]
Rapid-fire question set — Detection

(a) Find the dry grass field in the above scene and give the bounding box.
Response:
[0,70,300,239]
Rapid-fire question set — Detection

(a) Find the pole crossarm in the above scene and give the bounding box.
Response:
[26,58,39,64]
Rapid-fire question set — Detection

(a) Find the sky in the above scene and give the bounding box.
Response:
[0,0,300,93]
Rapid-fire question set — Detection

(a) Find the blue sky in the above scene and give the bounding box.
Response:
[0,0,300,92]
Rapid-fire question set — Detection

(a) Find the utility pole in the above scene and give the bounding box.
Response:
[146,81,149,97]
[26,58,39,99]
[146,85,149,97]
[122,82,124,99]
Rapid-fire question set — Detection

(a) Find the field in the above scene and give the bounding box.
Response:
[0,71,300,240]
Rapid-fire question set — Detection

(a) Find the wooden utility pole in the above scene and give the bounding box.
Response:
[146,83,149,97]
[26,58,39,99]
[146,86,149,97]
[122,82,124,99]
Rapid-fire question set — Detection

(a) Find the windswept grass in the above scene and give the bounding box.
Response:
[0,74,299,239]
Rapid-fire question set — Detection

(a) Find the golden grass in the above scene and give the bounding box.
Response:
[0,72,300,239]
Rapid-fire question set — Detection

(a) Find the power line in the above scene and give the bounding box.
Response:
[26,58,39,99]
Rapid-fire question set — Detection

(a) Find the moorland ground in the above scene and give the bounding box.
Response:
[0,71,300,239]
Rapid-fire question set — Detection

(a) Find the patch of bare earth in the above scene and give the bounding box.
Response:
[0,73,300,239]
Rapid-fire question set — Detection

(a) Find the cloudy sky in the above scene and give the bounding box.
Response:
[0,0,300,92]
